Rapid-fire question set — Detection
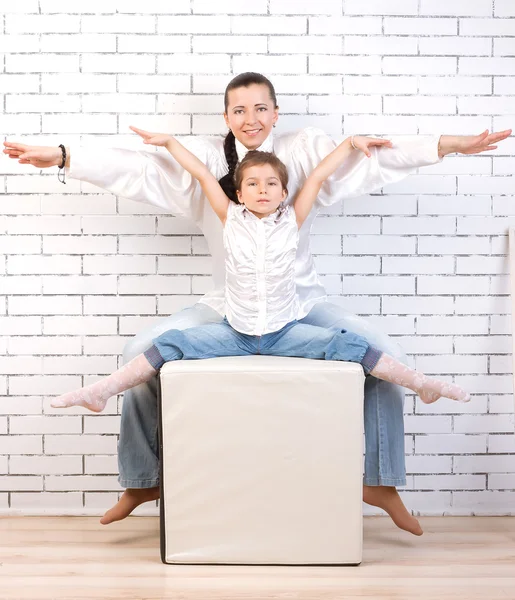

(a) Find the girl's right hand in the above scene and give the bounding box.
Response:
[129,126,173,147]
[3,141,63,168]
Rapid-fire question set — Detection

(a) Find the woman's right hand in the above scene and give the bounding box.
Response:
[3,141,63,168]
[129,126,173,147]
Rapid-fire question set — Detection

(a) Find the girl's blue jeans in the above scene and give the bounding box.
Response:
[118,302,407,489]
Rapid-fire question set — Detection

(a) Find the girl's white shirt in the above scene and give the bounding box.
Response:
[224,202,299,336]
[67,128,441,318]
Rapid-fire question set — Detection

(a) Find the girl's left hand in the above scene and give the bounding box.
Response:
[351,135,393,158]
[129,126,173,147]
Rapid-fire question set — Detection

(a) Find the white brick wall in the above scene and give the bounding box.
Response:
[1,2,514,517]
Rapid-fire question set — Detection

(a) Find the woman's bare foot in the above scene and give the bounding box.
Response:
[363,484,423,536]
[100,487,160,525]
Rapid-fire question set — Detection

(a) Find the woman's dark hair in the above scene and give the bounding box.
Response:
[234,151,288,200]
[218,73,278,203]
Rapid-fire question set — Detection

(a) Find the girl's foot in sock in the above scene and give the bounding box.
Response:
[370,354,470,405]
[51,353,158,413]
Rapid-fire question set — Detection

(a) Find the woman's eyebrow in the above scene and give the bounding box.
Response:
[233,103,268,110]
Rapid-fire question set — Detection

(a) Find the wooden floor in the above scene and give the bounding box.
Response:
[0,516,514,600]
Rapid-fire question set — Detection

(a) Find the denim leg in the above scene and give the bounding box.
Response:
[298,302,407,487]
[118,303,223,489]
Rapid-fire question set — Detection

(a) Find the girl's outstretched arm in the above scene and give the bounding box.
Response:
[130,126,230,223]
[294,135,393,228]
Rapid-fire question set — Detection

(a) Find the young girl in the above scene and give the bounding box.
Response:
[51,132,470,413]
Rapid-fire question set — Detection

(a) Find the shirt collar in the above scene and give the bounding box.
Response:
[234,131,274,162]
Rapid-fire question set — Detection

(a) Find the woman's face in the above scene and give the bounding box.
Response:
[224,83,279,150]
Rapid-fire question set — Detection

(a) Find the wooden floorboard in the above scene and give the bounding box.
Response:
[0,516,514,600]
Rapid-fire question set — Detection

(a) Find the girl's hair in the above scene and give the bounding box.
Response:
[234,151,288,200]
[219,73,278,203]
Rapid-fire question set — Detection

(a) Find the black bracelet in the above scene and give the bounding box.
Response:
[58,144,66,184]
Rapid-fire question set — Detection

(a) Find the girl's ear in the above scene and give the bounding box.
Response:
[236,189,243,204]
[282,188,288,200]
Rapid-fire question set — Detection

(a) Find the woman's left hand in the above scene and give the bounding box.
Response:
[351,136,393,158]
[438,129,512,157]
[129,126,173,147]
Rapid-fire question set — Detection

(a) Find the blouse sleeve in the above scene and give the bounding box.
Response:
[291,127,442,208]
[67,136,223,223]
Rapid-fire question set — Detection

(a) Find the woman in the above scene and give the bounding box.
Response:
[4,72,510,536]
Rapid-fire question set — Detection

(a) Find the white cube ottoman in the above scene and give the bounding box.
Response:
[158,355,364,565]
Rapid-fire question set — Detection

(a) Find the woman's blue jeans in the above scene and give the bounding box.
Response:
[118,302,407,489]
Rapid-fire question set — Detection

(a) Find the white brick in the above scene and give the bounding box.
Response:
[158,16,230,33]
[158,296,200,314]
[257,75,342,94]
[383,216,456,235]
[383,57,457,75]
[460,96,515,116]
[415,433,487,454]
[157,94,222,114]
[42,355,117,375]
[457,256,507,274]
[418,115,492,135]
[42,276,117,295]
[327,295,380,315]
[84,455,118,474]
[158,54,231,74]
[0,397,42,416]
[345,0,418,15]
[419,195,491,216]
[461,18,515,36]
[406,455,452,474]
[396,336,454,354]
[234,16,306,34]
[419,76,492,95]
[82,94,155,113]
[495,0,515,16]
[460,57,515,76]
[310,16,380,34]
[118,75,190,94]
[117,0,190,12]
[46,475,122,491]
[83,416,121,435]
[382,257,454,274]
[6,14,80,33]
[455,455,515,474]
[346,36,417,56]
[417,316,489,334]
[452,491,515,514]
[194,35,267,54]
[455,296,510,315]
[83,336,129,356]
[459,177,514,195]
[420,36,491,57]
[83,256,155,275]
[0,476,43,492]
[418,236,490,254]
[344,75,417,95]
[1,1,38,11]
[313,217,379,235]
[0,435,42,454]
[117,34,189,54]
[418,275,489,295]
[43,316,117,335]
[384,17,457,35]
[405,415,452,434]
[340,275,415,295]
[118,114,190,135]
[118,275,191,295]
[270,0,341,14]
[415,475,486,490]
[10,492,83,510]
[309,95,381,114]
[7,256,80,275]
[84,492,120,509]
[270,36,341,55]
[310,235,342,255]
[84,296,155,315]
[8,296,82,315]
[495,38,515,57]
[416,354,488,375]
[40,0,117,11]
[0,74,40,92]
[489,395,515,414]
[9,337,82,356]
[489,434,515,453]
[490,355,512,374]
[490,315,511,334]
[344,195,417,216]
[382,296,454,315]
[44,435,117,455]
[6,54,79,73]
[494,77,515,95]
[81,15,154,33]
[420,0,492,15]
[42,74,116,93]
[6,94,81,113]
[455,412,514,434]
[193,0,267,13]
[383,174,456,194]
[310,55,381,75]
[83,54,155,74]
[158,256,213,275]
[343,235,416,255]
[489,474,515,490]
[0,34,39,52]
[42,114,117,134]
[10,416,81,435]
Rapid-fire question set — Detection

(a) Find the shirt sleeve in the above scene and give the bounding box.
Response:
[66,136,223,223]
[291,127,442,208]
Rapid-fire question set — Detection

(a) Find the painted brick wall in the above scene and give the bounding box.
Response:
[1,0,514,516]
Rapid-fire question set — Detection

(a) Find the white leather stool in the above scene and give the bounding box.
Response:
[158,356,364,565]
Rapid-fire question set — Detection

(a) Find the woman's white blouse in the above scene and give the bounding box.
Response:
[224,202,299,336]
[68,128,441,318]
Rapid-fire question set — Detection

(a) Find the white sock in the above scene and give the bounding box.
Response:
[51,354,158,413]
[370,354,470,404]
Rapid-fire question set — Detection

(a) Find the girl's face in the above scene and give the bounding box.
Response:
[224,84,279,150]
[236,163,287,219]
